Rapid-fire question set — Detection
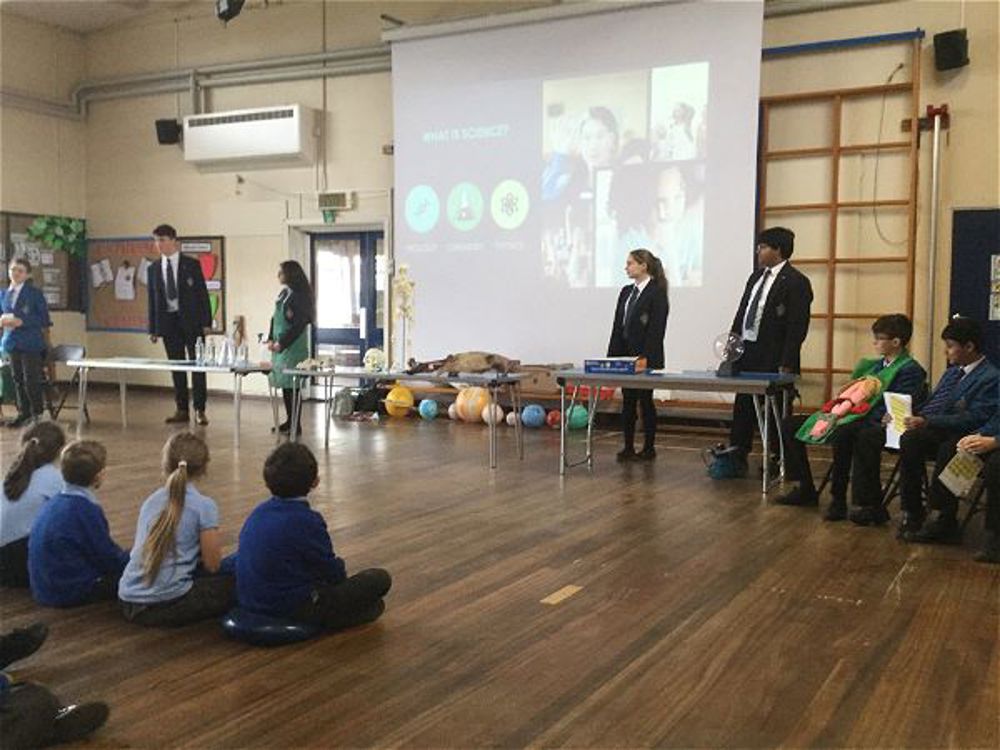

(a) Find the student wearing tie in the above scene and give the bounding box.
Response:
[850,317,998,533]
[606,248,670,461]
[714,227,813,478]
[146,224,212,425]
[1,257,52,428]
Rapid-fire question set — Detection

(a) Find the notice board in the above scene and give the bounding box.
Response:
[86,236,226,333]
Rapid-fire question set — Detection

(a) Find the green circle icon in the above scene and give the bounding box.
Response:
[490,179,530,230]
[446,182,484,232]
[405,185,440,234]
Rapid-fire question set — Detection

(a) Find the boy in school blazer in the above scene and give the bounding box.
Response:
[146,224,212,425]
[721,227,813,475]
[851,317,999,532]
[1,257,52,427]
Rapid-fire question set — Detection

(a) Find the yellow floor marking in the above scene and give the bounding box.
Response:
[540,584,583,605]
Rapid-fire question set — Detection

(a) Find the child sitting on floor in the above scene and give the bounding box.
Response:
[0,422,66,587]
[118,432,235,626]
[28,440,129,607]
[235,442,391,630]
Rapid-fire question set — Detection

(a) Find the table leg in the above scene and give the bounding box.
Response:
[269,385,280,433]
[290,376,301,442]
[76,367,89,438]
[487,384,498,469]
[559,382,567,476]
[511,383,523,460]
[586,387,596,469]
[118,370,127,428]
[752,395,767,496]
[324,376,332,449]
[769,392,786,481]
[232,373,242,448]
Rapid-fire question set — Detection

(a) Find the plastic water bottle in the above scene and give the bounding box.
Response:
[204,339,216,367]
[194,338,205,365]
[237,343,249,367]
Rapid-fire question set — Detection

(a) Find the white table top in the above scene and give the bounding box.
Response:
[67,357,271,374]
[284,366,524,386]
[556,368,797,395]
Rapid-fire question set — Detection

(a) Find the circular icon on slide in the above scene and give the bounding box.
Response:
[405,185,440,234]
[490,179,530,230]
[446,182,484,232]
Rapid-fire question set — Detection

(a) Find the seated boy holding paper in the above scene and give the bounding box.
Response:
[777,314,926,521]
[903,377,1000,555]
[851,317,998,532]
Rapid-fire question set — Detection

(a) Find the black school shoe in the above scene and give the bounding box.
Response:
[0,622,48,670]
[776,485,818,507]
[52,702,110,744]
[895,511,926,539]
[616,448,637,463]
[849,505,890,526]
[634,447,656,462]
[905,514,961,545]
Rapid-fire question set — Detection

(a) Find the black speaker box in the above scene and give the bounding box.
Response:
[155,119,182,145]
[934,29,969,71]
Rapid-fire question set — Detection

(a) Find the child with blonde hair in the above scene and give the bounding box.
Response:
[118,432,234,626]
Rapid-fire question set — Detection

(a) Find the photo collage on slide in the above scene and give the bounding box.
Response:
[541,62,708,289]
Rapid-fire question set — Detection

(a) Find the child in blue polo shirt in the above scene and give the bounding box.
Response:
[235,442,391,630]
[118,432,235,626]
[1,421,66,587]
[28,440,128,607]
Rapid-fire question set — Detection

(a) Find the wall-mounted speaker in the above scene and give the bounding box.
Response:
[155,119,182,145]
[934,29,969,71]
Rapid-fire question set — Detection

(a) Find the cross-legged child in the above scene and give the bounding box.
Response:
[0,422,66,587]
[118,432,235,626]
[235,442,391,630]
[28,440,128,607]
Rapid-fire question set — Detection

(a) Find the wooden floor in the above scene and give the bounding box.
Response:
[1,390,997,749]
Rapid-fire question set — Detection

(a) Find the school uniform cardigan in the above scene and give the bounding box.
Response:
[235,497,347,617]
[28,485,129,607]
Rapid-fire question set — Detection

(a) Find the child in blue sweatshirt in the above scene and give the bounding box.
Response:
[235,442,391,630]
[28,440,129,607]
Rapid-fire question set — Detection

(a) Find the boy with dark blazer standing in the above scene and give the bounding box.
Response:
[719,227,813,478]
[147,224,212,425]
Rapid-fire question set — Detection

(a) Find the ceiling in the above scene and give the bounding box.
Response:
[0,0,195,35]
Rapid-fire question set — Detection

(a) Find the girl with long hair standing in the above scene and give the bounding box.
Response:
[606,248,670,461]
[0,421,66,586]
[267,260,315,434]
[118,432,234,626]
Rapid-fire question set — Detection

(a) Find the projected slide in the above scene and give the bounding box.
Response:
[391,1,763,369]
[541,63,707,289]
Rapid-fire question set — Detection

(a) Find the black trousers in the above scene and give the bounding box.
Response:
[8,350,45,419]
[782,415,865,499]
[121,573,236,627]
[621,388,656,450]
[160,313,206,412]
[983,451,1000,533]
[292,568,392,631]
[281,388,301,428]
[728,342,778,457]
[896,425,953,516]
[0,682,62,750]
[0,537,29,588]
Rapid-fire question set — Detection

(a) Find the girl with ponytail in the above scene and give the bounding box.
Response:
[1,421,66,586]
[606,248,670,461]
[118,432,235,626]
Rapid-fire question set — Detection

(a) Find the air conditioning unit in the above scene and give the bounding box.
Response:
[183,104,316,169]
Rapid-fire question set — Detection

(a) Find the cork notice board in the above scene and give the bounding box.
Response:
[86,236,226,333]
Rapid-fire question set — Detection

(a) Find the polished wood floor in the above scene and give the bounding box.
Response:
[1,390,997,749]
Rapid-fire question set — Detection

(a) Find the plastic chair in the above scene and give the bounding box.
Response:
[43,344,89,422]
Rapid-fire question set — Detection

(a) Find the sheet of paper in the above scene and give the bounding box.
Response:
[90,261,106,288]
[114,264,136,300]
[99,258,114,284]
[883,391,912,449]
[137,257,152,286]
[938,450,984,498]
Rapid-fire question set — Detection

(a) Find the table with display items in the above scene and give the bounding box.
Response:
[67,357,274,445]
[556,369,798,496]
[285,366,525,468]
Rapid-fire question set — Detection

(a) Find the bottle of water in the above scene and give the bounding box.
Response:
[204,339,216,367]
[195,337,205,365]
[237,343,249,367]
